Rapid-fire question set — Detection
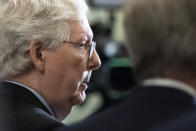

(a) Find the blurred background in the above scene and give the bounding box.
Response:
[63,0,136,124]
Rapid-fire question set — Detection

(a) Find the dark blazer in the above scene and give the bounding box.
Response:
[66,85,196,131]
[0,82,67,131]
[152,110,196,131]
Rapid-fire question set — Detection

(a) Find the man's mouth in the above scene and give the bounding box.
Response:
[80,72,91,91]
[80,81,88,91]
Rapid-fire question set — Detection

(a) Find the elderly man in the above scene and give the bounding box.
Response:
[0,0,101,130]
[55,0,196,130]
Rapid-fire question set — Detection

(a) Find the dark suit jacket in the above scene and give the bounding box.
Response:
[152,110,196,131]
[0,82,67,131]
[65,85,196,131]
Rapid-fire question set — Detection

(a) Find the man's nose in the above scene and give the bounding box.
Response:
[87,50,101,71]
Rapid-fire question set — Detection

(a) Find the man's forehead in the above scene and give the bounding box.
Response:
[68,19,93,40]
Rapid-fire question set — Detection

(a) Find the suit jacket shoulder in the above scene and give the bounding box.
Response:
[0,82,67,131]
[68,85,196,131]
[152,109,196,131]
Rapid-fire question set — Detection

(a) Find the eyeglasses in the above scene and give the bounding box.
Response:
[63,41,96,59]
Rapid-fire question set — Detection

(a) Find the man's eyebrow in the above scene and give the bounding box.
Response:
[76,34,89,42]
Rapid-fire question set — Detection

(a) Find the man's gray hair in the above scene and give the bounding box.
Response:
[124,0,196,80]
[0,0,88,80]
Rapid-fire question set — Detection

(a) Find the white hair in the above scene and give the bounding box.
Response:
[0,0,89,80]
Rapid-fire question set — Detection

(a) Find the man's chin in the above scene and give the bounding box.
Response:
[70,91,86,105]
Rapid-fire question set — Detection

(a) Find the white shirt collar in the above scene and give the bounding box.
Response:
[142,78,196,97]
[6,80,55,117]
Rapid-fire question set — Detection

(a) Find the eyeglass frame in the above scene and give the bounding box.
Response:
[63,41,96,59]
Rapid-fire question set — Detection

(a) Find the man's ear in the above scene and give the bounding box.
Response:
[28,40,45,73]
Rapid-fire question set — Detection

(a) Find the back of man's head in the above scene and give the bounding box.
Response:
[124,0,196,81]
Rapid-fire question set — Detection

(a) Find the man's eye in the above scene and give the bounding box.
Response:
[81,41,87,45]
[79,44,86,48]
[78,41,87,48]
